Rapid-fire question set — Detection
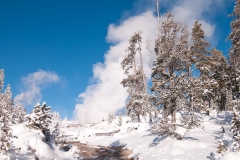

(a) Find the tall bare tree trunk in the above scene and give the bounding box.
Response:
[149,112,152,122]
[133,55,139,94]
[171,107,176,131]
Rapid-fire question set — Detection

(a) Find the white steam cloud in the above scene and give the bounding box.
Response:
[14,69,60,106]
[74,11,157,124]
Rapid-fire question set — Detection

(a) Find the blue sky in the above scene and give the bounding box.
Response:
[0,0,236,121]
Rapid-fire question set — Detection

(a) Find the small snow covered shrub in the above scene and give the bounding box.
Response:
[52,122,64,146]
[212,125,227,158]
[217,140,227,154]
[12,103,26,124]
[27,145,39,160]
[51,111,61,124]
[117,112,122,126]
[230,109,240,153]
[26,102,52,141]
[108,114,115,124]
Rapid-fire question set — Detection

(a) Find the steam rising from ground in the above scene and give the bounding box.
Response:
[74,11,156,124]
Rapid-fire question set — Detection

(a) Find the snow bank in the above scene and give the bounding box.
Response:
[11,123,61,160]
[221,152,240,160]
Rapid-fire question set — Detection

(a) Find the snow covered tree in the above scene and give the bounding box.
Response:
[117,112,122,126]
[217,125,227,154]
[190,21,213,112]
[151,12,190,135]
[26,102,52,141]
[0,69,4,92]
[3,85,14,114]
[0,70,14,157]
[191,21,211,79]
[127,93,152,122]
[217,140,227,154]
[181,77,204,129]
[230,109,240,152]
[0,112,13,156]
[52,111,61,122]
[108,114,115,124]
[12,104,26,124]
[228,0,240,99]
[209,48,231,111]
[51,111,61,126]
[52,122,64,146]
[0,78,25,124]
[121,31,150,122]
[0,86,12,155]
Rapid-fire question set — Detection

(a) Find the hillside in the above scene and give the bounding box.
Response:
[8,111,240,160]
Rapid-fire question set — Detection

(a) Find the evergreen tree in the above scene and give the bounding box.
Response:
[26,102,52,141]
[217,140,227,154]
[230,109,240,152]
[52,111,61,122]
[12,104,26,124]
[52,122,64,146]
[209,48,230,111]
[121,31,150,122]
[190,21,212,112]
[217,125,227,154]
[117,112,122,126]
[0,69,4,92]
[0,111,12,156]
[191,21,211,77]
[127,93,152,122]
[228,0,240,99]
[108,114,115,124]
[181,77,204,129]
[51,111,61,126]
[0,69,14,157]
[151,12,190,135]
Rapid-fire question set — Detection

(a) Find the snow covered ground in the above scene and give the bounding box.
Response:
[9,122,77,160]
[8,111,240,160]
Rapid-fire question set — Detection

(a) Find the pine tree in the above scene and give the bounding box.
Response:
[108,114,115,124]
[117,112,122,126]
[181,77,204,129]
[52,122,64,146]
[0,69,14,157]
[127,93,152,122]
[0,69,4,92]
[3,85,14,114]
[12,103,26,124]
[52,111,61,122]
[209,48,230,111]
[190,21,213,112]
[217,125,227,154]
[151,12,190,135]
[191,21,211,77]
[230,109,240,152]
[217,140,227,154]
[51,111,61,126]
[121,31,150,122]
[26,102,52,141]
[228,0,240,99]
[0,112,12,156]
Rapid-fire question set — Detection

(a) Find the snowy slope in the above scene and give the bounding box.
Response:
[9,111,240,160]
[61,112,240,160]
[11,123,77,160]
